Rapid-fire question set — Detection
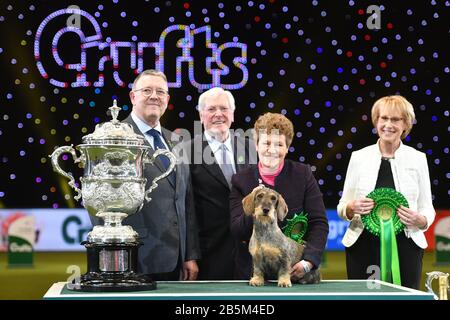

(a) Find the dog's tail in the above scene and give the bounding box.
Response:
[297,268,321,285]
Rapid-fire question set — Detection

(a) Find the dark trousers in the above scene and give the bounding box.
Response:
[345,229,424,289]
[198,240,235,280]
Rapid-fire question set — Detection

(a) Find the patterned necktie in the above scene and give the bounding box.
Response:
[146,129,176,186]
[220,143,234,189]
[146,128,170,169]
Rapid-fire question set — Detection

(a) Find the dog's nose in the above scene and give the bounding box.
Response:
[262,208,270,215]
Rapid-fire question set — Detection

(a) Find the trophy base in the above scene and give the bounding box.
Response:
[69,272,157,292]
[67,241,157,292]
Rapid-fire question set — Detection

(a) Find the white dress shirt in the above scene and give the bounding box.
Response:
[337,140,436,249]
[204,130,236,174]
[131,112,169,150]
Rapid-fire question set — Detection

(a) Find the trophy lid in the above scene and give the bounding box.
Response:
[81,100,146,146]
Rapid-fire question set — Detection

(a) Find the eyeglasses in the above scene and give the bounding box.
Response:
[134,87,168,98]
[378,116,404,124]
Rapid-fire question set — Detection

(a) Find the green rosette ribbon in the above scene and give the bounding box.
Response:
[282,212,308,244]
[362,188,408,286]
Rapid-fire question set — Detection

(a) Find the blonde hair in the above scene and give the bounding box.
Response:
[254,113,294,147]
[371,95,416,139]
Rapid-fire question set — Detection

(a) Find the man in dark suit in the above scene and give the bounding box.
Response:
[188,87,257,279]
[122,69,200,280]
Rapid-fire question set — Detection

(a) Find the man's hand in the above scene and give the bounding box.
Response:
[182,260,199,280]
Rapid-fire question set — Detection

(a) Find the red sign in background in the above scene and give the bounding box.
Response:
[424,210,450,251]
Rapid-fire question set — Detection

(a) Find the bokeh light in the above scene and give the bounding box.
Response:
[0,1,447,209]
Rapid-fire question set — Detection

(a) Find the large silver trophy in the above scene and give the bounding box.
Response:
[50,100,175,292]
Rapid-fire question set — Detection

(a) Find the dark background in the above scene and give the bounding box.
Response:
[0,0,448,209]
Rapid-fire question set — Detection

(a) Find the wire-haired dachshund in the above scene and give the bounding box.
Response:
[242,186,319,287]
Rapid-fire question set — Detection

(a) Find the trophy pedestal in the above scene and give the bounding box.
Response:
[68,242,156,292]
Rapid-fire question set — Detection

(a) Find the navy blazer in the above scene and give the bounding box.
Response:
[229,159,329,280]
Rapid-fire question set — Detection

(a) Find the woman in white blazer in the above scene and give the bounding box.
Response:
[337,95,435,289]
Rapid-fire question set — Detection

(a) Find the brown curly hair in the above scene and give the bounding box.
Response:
[254,113,294,147]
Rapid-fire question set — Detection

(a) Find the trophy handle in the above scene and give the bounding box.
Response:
[50,145,83,201]
[425,271,449,300]
[144,149,176,202]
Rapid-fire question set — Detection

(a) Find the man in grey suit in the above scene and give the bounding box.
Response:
[188,87,257,279]
[122,69,200,280]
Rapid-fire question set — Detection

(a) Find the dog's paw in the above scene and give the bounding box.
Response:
[249,276,264,286]
[277,278,292,287]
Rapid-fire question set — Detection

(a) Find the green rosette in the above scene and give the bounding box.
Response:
[362,188,407,237]
[362,187,409,286]
[283,212,308,244]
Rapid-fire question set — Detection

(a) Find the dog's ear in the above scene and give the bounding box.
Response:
[276,194,288,221]
[242,189,256,216]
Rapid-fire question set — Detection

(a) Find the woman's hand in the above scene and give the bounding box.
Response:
[397,206,427,229]
[347,198,375,219]
[290,260,313,281]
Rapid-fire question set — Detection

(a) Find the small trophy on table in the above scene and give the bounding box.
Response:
[425,271,449,300]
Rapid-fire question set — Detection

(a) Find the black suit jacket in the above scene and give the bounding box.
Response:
[229,160,329,280]
[188,133,256,280]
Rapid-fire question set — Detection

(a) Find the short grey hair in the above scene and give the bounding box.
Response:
[197,87,236,112]
[132,69,168,90]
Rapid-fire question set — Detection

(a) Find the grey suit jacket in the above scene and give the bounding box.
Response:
[92,115,200,275]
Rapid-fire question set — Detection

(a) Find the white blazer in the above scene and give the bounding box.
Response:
[337,140,436,249]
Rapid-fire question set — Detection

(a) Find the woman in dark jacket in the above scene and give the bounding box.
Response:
[230,112,329,281]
